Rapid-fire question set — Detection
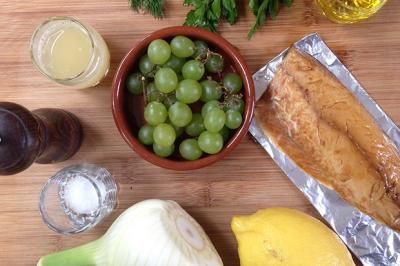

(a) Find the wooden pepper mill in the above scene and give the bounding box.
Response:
[0,102,83,175]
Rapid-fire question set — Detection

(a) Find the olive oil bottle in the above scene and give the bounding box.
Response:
[316,0,388,23]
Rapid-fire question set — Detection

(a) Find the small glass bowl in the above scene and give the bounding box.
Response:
[39,164,117,235]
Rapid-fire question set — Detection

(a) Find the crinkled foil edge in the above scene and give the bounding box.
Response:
[249,32,400,266]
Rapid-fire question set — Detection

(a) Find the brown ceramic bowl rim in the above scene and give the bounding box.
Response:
[112,26,255,171]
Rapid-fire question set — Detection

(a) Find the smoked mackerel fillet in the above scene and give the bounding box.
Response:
[255,48,400,231]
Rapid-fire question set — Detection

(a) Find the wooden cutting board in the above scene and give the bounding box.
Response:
[0,0,399,265]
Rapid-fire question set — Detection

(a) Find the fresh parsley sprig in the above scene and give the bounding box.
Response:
[129,0,166,19]
[183,0,238,32]
[248,0,293,38]
[128,0,292,39]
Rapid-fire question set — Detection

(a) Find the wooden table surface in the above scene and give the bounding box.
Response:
[1,0,399,265]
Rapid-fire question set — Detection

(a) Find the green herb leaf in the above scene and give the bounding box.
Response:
[248,0,292,38]
[183,0,238,32]
[211,0,222,18]
[248,0,269,39]
[222,0,238,25]
[195,3,207,18]
[269,0,278,20]
[249,0,260,16]
[130,0,143,12]
[282,0,293,6]
[184,10,199,26]
[184,0,204,7]
[129,0,165,19]
[144,0,165,18]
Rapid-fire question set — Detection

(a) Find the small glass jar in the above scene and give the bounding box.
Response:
[315,0,388,23]
[30,17,110,89]
[39,164,117,234]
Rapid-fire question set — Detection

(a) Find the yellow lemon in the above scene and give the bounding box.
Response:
[231,207,355,266]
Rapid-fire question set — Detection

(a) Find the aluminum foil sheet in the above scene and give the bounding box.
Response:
[249,32,400,266]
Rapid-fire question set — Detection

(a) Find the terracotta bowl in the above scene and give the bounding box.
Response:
[112,26,255,170]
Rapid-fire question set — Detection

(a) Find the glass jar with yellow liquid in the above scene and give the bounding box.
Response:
[30,17,110,89]
[315,0,388,23]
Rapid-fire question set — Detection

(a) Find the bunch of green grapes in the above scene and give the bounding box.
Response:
[126,36,245,160]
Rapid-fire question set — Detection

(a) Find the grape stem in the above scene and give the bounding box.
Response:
[149,65,160,77]
[197,51,209,64]
[221,91,243,109]
[142,76,148,105]
[198,50,222,67]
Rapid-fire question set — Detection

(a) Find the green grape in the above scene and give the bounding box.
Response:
[223,73,243,94]
[138,124,154,145]
[170,36,195,58]
[164,118,183,137]
[176,79,202,104]
[205,53,224,73]
[147,39,171,65]
[139,54,155,77]
[155,67,178,93]
[163,94,177,109]
[126,72,146,95]
[200,80,222,102]
[172,124,184,137]
[225,110,243,129]
[146,82,165,102]
[153,123,176,147]
[185,113,205,137]
[153,143,174,157]
[198,131,223,154]
[182,60,205,81]
[163,55,186,73]
[201,100,221,117]
[168,102,193,127]
[144,101,167,126]
[146,82,157,93]
[179,139,203,160]
[204,108,226,133]
[192,40,208,59]
[219,126,231,142]
[224,97,245,114]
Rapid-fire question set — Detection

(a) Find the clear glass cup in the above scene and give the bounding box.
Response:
[39,164,118,235]
[315,0,388,23]
[30,17,110,89]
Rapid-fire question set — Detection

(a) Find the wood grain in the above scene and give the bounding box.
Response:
[0,0,399,265]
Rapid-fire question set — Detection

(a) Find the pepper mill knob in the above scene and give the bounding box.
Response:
[0,102,83,175]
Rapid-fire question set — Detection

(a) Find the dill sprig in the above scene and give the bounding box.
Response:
[129,0,166,19]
